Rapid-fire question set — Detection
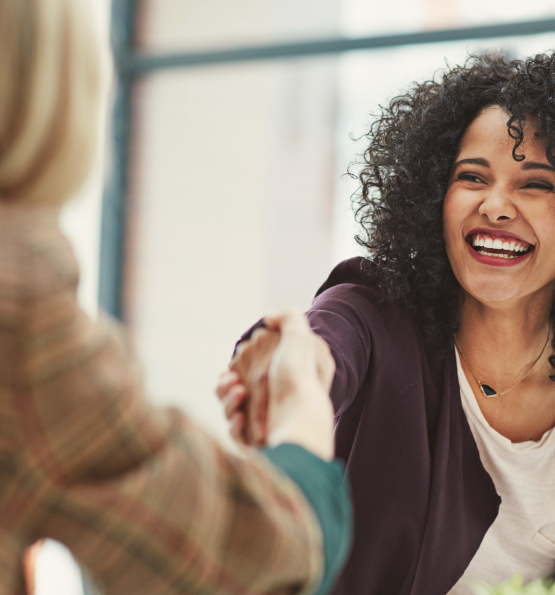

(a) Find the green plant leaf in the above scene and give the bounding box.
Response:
[473,575,555,595]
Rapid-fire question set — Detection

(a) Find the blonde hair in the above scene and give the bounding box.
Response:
[0,0,108,204]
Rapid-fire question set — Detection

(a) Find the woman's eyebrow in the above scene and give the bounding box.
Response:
[453,157,489,168]
[521,161,555,172]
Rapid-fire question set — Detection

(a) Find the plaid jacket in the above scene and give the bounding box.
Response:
[0,208,323,595]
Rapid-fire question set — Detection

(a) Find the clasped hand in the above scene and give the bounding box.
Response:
[216,309,336,461]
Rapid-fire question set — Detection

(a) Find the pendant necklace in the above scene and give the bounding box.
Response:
[454,329,551,398]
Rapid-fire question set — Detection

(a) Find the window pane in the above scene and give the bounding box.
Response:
[128,58,338,435]
[139,0,342,53]
[344,0,555,38]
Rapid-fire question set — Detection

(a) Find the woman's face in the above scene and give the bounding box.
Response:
[443,105,555,306]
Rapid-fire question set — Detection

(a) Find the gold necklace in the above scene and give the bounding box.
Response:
[454,329,551,398]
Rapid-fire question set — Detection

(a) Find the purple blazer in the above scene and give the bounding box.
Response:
[239,257,500,595]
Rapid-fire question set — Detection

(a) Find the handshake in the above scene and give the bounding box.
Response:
[217,310,336,461]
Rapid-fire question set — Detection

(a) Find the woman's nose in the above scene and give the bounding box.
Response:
[477,187,517,222]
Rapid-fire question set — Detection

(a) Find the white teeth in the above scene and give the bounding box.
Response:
[470,233,532,257]
[477,250,520,259]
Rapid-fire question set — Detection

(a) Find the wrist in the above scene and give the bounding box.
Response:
[267,385,335,461]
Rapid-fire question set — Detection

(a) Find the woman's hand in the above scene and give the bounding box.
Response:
[217,309,336,460]
[216,370,249,444]
[217,329,280,446]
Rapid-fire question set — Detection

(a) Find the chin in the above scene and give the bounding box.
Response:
[463,277,525,305]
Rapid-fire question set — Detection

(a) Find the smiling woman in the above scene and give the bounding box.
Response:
[225,52,555,595]
[443,105,555,442]
[340,54,555,594]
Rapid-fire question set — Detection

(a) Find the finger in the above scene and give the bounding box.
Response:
[235,340,250,357]
[263,310,286,331]
[230,342,252,378]
[223,384,247,419]
[315,336,335,389]
[251,327,270,343]
[216,371,240,400]
[247,333,279,443]
[230,411,247,444]
[252,389,269,446]
[230,340,251,370]
[249,366,269,445]
[264,308,310,335]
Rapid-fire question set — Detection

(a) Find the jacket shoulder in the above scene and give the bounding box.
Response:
[315,257,376,297]
[313,257,408,323]
[0,209,78,324]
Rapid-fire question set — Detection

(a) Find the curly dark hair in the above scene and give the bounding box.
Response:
[354,51,555,377]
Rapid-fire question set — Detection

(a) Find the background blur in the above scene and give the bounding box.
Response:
[41,0,555,593]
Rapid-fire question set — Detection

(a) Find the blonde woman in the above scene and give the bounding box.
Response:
[0,1,351,594]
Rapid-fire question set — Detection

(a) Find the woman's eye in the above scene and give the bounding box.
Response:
[458,173,483,184]
[524,180,554,191]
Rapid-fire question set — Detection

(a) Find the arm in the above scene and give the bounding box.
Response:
[307,284,374,416]
[221,311,353,595]
[0,217,325,595]
[263,445,352,595]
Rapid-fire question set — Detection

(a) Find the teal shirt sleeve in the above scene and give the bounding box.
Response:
[262,444,353,595]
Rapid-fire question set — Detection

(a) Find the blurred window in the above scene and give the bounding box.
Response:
[139,0,342,52]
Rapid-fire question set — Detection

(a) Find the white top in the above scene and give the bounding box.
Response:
[448,352,555,595]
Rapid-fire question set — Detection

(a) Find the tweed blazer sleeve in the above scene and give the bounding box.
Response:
[0,210,323,595]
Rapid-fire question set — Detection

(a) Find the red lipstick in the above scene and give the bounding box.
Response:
[466,227,532,244]
[466,242,532,267]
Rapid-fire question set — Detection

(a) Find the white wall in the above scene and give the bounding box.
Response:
[129,0,342,441]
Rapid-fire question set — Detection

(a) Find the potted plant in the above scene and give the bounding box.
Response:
[474,576,555,595]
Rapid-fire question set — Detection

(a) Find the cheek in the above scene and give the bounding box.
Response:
[443,187,478,240]
[534,203,555,241]
[442,188,475,276]
[524,202,555,269]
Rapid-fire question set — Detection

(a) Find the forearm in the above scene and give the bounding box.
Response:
[0,217,330,595]
[263,445,352,595]
[35,419,325,595]
[228,313,352,595]
[266,383,335,461]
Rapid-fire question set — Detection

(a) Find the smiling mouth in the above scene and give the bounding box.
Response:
[467,232,534,260]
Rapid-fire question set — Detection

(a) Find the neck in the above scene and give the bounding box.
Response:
[457,290,553,386]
